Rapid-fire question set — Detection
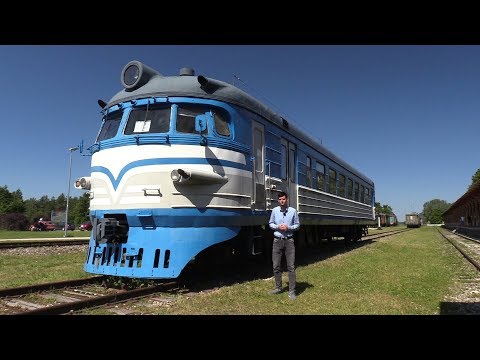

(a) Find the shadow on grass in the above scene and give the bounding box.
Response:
[177,238,376,293]
[439,301,480,315]
[296,239,375,267]
[294,281,314,296]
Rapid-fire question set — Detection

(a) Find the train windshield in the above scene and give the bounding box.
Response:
[97,110,123,142]
[124,105,171,135]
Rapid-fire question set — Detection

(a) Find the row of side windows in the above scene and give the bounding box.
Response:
[306,156,371,204]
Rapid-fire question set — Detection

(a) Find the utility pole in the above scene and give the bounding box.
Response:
[64,146,79,237]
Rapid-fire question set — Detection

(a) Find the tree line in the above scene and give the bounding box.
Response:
[0,185,89,231]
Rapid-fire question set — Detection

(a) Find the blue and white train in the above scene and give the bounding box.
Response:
[75,60,375,279]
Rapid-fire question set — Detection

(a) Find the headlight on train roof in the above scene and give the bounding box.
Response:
[123,64,139,86]
[121,60,161,91]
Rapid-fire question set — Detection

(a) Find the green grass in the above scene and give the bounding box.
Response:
[0,230,90,239]
[0,251,90,288]
[0,226,475,314]
[127,227,474,315]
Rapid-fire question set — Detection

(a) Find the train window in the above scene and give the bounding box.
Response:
[354,182,359,202]
[338,174,345,197]
[316,162,325,191]
[97,110,123,141]
[289,148,296,183]
[329,169,337,195]
[365,187,370,204]
[306,156,312,187]
[360,185,365,203]
[347,178,353,199]
[124,106,170,135]
[281,144,287,180]
[176,105,209,135]
[213,110,230,136]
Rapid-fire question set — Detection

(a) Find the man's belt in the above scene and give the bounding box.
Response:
[275,235,293,239]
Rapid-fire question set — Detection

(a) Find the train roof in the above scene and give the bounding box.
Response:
[106,60,374,186]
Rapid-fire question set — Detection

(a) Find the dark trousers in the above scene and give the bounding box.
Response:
[272,237,296,292]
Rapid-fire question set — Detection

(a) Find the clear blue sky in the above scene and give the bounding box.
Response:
[1,45,478,222]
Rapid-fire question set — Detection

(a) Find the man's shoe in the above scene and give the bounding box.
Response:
[269,288,282,295]
[288,291,296,300]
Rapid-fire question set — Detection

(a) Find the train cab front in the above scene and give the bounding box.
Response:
[83,211,232,279]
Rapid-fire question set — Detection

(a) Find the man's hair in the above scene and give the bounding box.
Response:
[278,191,288,198]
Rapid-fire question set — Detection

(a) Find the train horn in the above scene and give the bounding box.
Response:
[197,76,225,92]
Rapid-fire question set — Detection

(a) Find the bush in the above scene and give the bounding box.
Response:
[0,213,30,230]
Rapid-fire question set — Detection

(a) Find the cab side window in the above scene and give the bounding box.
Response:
[176,105,209,134]
[97,110,123,141]
[213,110,230,136]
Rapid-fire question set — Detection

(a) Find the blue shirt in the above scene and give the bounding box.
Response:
[269,206,300,238]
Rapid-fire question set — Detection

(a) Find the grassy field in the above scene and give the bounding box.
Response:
[0,230,90,239]
[0,251,90,288]
[0,226,476,314]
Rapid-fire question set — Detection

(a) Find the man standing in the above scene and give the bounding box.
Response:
[268,191,300,300]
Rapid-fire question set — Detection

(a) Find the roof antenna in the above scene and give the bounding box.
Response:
[233,74,242,86]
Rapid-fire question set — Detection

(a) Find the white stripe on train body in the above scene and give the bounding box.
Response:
[89,145,250,210]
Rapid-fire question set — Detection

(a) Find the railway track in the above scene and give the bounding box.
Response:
[0,276,178,315]
[362,228,411,241]
[0,238,89,249]
[437,228,480,313]
[438,228,480,272]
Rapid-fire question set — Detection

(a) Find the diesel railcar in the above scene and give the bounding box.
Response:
[405,213,421,228]
[75,60,376,279]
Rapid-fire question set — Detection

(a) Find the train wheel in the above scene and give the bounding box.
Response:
[344,234,353,245]
[353,227,363,242]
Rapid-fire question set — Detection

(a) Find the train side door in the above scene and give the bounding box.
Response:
[280,138,297,209]
[252,122,266,210]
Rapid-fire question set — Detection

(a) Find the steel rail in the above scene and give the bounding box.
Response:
[438,228,480,272]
